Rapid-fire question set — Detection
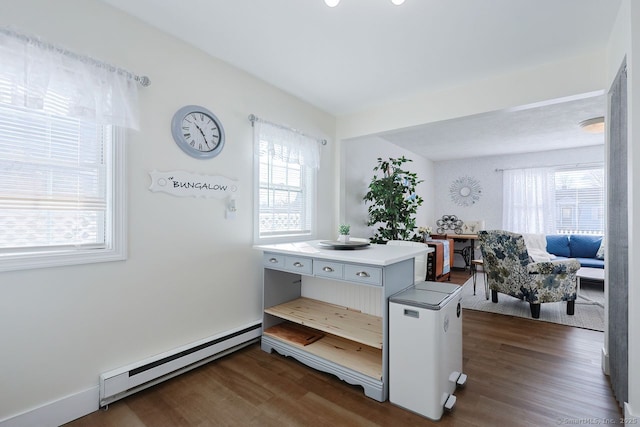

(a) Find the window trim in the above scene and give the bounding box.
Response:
[0,128,127,272]
[253,140,317,245]
[552,165,604,235]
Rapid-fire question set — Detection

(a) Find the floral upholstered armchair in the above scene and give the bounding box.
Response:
[478,230,581,319]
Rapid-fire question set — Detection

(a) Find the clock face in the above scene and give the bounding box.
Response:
[171,105,225,159]
[181,112,221,152]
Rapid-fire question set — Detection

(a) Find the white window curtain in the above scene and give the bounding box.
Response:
[254,120,320,170]
[0,28,139,269]
[502,167,556,234]
[0,28,141,130]
[253,118,320,241]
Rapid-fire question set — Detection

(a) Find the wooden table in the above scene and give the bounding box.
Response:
[433,233,479,272]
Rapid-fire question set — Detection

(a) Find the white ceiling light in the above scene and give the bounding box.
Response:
[391,0,406,4]
[579,116,605,134]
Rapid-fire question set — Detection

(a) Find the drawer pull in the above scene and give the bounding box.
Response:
[322,266,334,273]
[293,262,304,268]
[269,258,279,263]
[356,271,370,278]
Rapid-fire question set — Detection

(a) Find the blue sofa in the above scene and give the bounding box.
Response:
[546,234,604,269]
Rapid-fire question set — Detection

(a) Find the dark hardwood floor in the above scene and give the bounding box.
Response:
[67,270,621,426]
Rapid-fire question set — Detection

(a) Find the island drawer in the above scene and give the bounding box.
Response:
[313,260,344,279]
[344,264,382,286]
[263,253,313,275]
[284,256,313,275]
[263,253,285,269]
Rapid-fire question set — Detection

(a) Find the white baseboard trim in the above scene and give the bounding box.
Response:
[601,346,610,375]
[0,386,98,427]
[625,403,638,421]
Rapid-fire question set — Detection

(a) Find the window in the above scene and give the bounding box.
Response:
[502,165,604,235]
[554,167,604,234]
[253,119,319,242]
[0,29,140,271]
[0,103,126,272]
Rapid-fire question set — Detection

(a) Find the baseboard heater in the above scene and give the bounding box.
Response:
[99,320,262,407]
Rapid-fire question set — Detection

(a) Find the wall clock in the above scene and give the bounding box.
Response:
[171,105,225,159]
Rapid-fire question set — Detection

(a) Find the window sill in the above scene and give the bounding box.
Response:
[255,233,315,246]
[0,246,126,273]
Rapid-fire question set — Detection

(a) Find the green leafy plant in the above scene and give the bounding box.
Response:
[338,224,351,235]
[363,156,424,243]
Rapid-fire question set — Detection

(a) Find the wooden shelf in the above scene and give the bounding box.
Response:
[259,250,416,402]
[262,322,324,346]
[264,322,382,380]
[264,297,383,349]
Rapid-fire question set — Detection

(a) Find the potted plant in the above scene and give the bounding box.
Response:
[337,224,351,243]
[418,226,433,241]
[363,156,424,244]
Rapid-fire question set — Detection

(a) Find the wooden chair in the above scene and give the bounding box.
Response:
[471,259,488,299]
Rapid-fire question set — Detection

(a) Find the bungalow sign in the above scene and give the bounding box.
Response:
[148,170,238,198]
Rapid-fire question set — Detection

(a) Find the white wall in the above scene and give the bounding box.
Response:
[433,145,605,230]
[337,51,606,141]
[0,0,336,421]
[341,136,434,240]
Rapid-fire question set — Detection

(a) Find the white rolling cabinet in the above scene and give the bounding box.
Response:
[389,281,466,420]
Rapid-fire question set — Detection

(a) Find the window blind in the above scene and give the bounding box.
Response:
[502,165,604,235]
[554,167,604,234]
[0,103,109,251]
[258,140,313,237]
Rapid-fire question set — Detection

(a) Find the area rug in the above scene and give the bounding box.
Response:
[460,275,605,331]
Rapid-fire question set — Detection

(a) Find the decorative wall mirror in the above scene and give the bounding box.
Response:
[450,176,482,207]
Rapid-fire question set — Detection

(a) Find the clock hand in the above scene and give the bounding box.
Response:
[193,123,211,148]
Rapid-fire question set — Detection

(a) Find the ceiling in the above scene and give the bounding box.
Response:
[378,93,606,161]
[98,0,619,160]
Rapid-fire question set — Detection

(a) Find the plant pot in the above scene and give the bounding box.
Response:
[337,234,350,243]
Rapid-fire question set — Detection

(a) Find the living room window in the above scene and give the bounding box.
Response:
[502,165,604,235]
[0,28,143,271]
[554,167,604,234]
[252,117,319,243]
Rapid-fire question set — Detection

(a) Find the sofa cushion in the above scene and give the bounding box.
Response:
[546,235,570,257]
[550,255,605,269]
[569,234,602,258]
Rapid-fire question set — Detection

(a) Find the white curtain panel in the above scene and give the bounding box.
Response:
[254,120,320,169]
[0,28,140,129]
[502,167,556,234]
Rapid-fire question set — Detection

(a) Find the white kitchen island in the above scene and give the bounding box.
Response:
[255,240,431,402]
